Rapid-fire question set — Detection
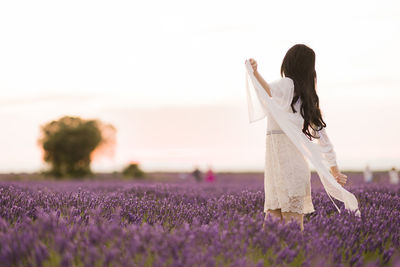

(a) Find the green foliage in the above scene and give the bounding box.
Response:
[42,250,61,267]
[38,116,115,178]
[122,163,145,179]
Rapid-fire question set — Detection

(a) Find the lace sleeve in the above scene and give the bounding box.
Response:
[313,127,338,167]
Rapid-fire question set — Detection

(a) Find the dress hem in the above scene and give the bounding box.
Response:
[263,207,315,215]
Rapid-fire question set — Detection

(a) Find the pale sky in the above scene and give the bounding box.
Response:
[0,0,399,172]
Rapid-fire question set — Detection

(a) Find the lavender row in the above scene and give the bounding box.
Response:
[0,179,399,266]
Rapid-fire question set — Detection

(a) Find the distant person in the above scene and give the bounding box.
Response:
[205,167,215,183]
[388,167,399,184]
[363,164,373,183]
[192,167,202,182]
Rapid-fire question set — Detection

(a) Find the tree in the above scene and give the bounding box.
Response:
[38,116,116,178]
[122,162,145,179]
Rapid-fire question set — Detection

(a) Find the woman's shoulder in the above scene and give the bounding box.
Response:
[269,77,294,96]
[270,77,294,89]
[280,77,294,88]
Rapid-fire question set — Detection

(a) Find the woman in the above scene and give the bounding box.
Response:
[247,44,349,231]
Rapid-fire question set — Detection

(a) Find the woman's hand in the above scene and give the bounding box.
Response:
[335,173,347,186]
[330,166,347,186]
[248,58,258,73]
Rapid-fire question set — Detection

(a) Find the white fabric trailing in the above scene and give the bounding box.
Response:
[245,60,361,217]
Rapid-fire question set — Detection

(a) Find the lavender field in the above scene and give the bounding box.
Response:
[0,173,399,267]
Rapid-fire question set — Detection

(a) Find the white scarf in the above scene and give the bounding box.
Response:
[245,60,361,217]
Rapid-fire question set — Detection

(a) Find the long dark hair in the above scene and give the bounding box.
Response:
[280,44,326,141]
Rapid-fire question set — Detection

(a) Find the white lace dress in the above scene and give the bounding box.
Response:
[263,78,338,214]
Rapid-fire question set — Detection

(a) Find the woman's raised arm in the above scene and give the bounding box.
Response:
[248,58,272,97]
